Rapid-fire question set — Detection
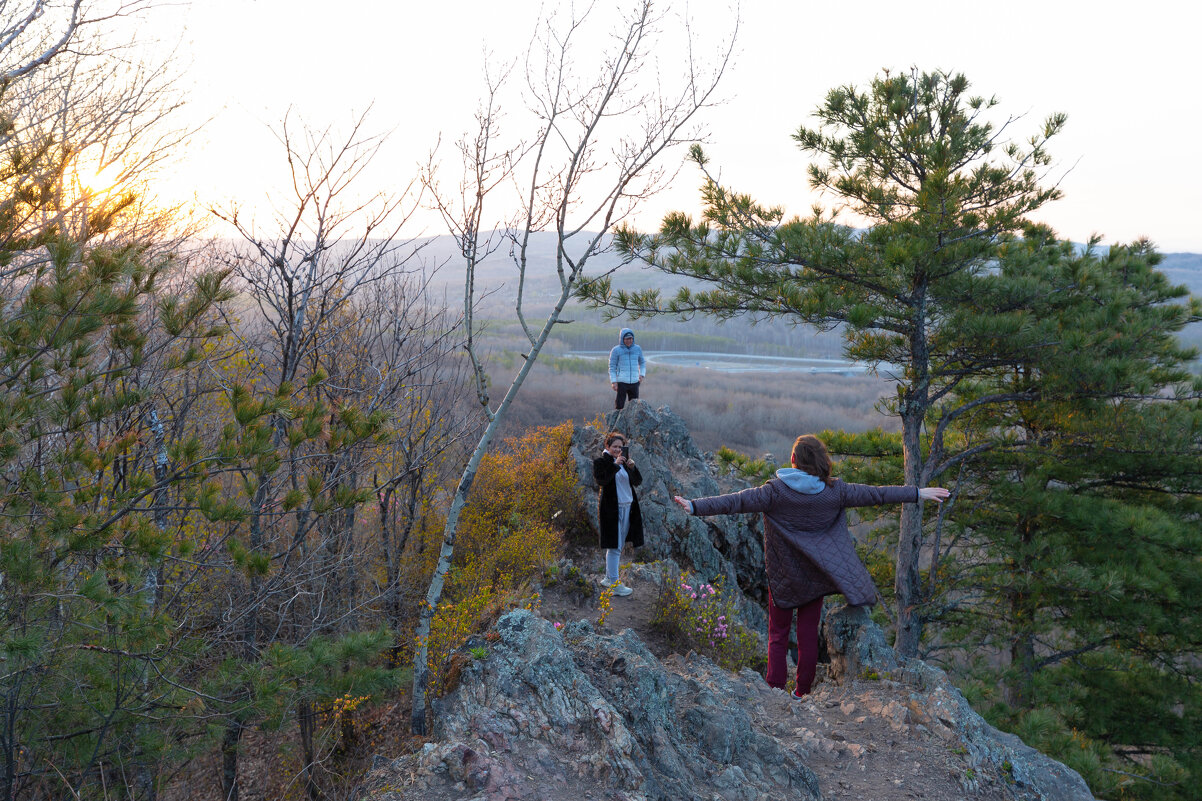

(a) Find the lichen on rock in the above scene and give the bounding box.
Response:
[363,609,820,800]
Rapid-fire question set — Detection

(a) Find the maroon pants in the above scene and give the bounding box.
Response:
[766,593,823,694]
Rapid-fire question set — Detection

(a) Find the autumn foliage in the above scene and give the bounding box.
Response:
[423,422,588,693]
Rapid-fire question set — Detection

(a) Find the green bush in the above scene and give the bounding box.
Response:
[651,572,763,672]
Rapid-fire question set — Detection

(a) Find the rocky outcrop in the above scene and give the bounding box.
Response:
[360,607,1095,801]
[363,610,821,801]
[570,401,767,631]
[357,404,1096,801]
[822,606,1095,801]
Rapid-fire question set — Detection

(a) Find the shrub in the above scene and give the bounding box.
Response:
[543,561,595,603]
[425,586,497,695]
[422,423,588,694]
[652,573,763,672]
[456,422,590,562]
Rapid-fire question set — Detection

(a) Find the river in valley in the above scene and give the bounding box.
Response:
[567,351,875,375]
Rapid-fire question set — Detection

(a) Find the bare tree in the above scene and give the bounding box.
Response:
[0,1,157,84]
[0,1,187,262]
[410,0,736,734]
[349,278,477,635]
[204,112,469,801]
[212,111,427,390]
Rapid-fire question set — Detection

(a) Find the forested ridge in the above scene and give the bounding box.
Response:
[0,2,1199,800]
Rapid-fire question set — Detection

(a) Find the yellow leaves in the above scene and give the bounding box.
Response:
[426,586,495,696]
[415,423,580,696]
[329,693,370,716]
[597,585,614,629]
[460,422,581,535]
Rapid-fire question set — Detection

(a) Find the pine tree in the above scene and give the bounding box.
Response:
[0,132,231,799]
[932,237,1202,798]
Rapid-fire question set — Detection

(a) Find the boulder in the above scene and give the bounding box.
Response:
[822,605,899,682]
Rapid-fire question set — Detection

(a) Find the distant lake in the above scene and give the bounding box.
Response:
[567,350,874,375]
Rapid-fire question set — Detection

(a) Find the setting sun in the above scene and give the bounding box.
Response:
[75,161,124,195]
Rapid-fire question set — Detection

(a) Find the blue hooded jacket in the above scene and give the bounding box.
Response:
[774,468,826,494]
[608,327,645,384]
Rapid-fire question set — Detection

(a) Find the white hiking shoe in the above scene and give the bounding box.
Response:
[600,576,632,596]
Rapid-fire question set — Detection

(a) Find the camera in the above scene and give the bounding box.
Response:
[621,445,630,459]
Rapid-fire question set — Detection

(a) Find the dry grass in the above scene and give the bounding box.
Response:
[489,359,898,457]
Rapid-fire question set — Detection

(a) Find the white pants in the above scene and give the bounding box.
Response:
[605,502,631,581]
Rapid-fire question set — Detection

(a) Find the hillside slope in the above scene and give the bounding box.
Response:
[357,404,1095,801]
[358,606,1092,801]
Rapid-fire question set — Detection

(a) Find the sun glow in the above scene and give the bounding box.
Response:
[74,161,125,196]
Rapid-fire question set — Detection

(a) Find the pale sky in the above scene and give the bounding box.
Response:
[142,0,1202,252]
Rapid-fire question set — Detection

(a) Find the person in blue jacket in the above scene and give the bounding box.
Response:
[608,327,645,409]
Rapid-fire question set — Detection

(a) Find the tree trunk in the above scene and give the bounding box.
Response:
[387,479,421,637]
[894,413,926,658]
[299,700,319,801]
[341,488,359,628]
[1004,520,1037,708]
[2,688,17,801]
[220,720,243,801]
[411,300,571,734]
[1006,620,1036,709]
[410,445,488,735]
[134,407,170,801]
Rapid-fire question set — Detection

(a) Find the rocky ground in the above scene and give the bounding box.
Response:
[356,564,1093,801]
[355,403,1095,800]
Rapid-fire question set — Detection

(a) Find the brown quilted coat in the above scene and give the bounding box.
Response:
[690,479,918,608]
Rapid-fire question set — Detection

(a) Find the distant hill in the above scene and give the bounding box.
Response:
[1161,252,1202,296]
[410,234,1201,361]
[415,233,1202,298]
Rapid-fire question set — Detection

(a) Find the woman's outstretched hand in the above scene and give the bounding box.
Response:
[918,487,951,503]
[672,495,694,514]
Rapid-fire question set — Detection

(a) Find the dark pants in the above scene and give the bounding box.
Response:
[766,593,823,694]
[614,381,640,409]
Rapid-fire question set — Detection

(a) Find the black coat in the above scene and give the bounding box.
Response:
[593,453,644,549]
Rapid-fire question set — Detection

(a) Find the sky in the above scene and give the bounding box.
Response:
[140,0,1202,252]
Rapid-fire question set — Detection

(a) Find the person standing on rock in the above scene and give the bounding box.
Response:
[593,431,644,596]
[608,327,645,410]
[672,435,949,697]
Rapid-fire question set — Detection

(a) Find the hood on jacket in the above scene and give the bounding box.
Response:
[618,327,635,346]
[775,467,826,494]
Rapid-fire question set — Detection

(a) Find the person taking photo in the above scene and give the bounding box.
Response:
[593,431,644,596]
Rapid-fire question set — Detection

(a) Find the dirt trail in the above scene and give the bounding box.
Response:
[534,555,1020,801]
